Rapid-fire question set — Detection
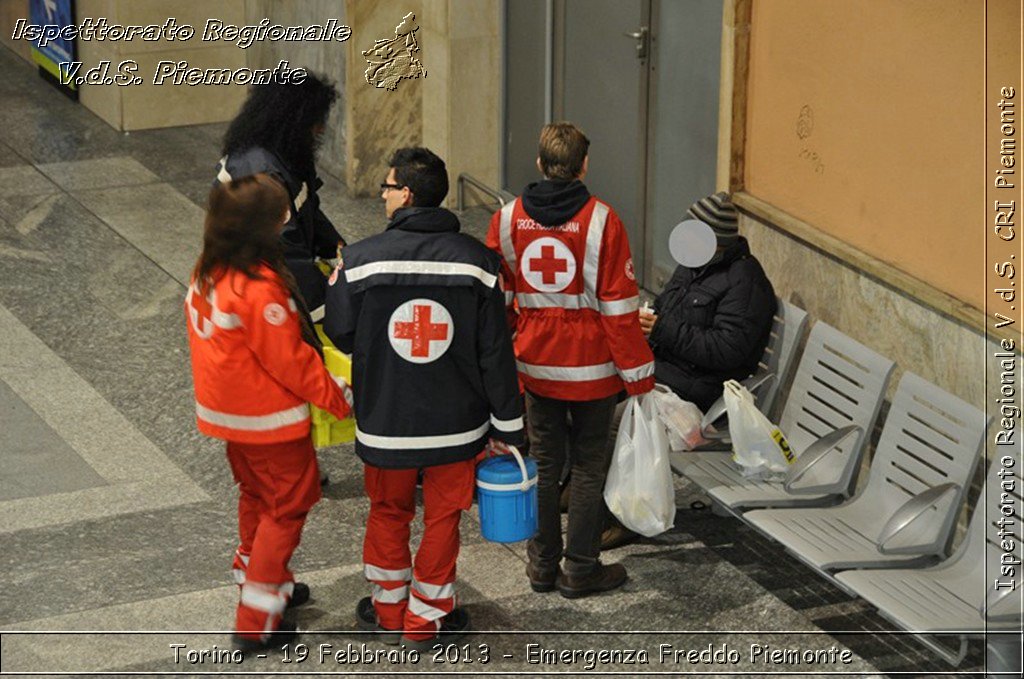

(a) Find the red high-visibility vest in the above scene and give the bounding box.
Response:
[487,197,655,401]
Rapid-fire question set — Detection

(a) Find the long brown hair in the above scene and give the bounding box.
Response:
[193,174,321,351]
[194,173,289,291]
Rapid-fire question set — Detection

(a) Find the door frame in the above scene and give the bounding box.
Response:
[505,0,738,292]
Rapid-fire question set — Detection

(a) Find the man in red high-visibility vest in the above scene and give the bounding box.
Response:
[486,122,655,598]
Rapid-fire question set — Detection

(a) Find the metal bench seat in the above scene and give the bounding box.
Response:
[744,372,989,579]
[835,461,1022,666]
[682,321,895,515]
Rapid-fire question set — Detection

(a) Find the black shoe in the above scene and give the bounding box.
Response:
[525,562,561,593]
[232,621,298,652]
[320,471,330,486]
[356,596,401,645]
[557,563,628,599]
[399,608,470,651]
[286,582,310,608]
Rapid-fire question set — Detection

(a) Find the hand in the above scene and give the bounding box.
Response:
[487,438,514,456]
[638,308,658,336]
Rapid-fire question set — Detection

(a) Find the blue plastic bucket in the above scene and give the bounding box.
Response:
[476,447,538,543]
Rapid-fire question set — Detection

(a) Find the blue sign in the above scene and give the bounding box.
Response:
[29,0,76,90]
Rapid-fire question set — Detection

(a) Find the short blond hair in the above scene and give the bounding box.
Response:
[538,122,590,180]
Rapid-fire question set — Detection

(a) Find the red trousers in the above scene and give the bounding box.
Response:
[363,458,476,640]
[226,437,321,639]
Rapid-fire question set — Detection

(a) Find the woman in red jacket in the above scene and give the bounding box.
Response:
[185,174,352,649]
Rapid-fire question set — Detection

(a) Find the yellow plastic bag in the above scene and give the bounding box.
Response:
[310,325,356,448]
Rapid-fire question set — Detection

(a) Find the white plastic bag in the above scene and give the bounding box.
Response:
[722,379,796,478]
[603,393,676,537]
[650,384,707,451]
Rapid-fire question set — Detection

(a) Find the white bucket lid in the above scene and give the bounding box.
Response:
[476,446,536,492]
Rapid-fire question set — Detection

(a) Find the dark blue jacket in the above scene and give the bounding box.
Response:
[323,207,525,468]
[215,147,344,312]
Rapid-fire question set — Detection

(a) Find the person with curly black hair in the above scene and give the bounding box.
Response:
[216,73,345,315]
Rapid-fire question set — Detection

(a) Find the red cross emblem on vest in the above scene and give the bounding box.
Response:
[187,285,215,339]
[522,236,576,293]
[529,245,568,285]
[388,298,454,363]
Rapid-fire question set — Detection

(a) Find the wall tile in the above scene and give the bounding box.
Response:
[345,0,424,196]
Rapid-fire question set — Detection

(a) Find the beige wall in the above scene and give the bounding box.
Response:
[344,0,501,203]
[741,212,996,411]
[345,0,425,196]
[728,0,1022,487]
[244,0,347,181]
[1,0,250,130]
[1,0,505,192]
[420,0,501,205]
[0,0,31,63]
[745,0,984,310]
[71,0,248,131]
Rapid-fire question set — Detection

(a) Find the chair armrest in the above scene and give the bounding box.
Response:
[877,483,959,555]
[783,425,862,495]
[744,371,776,397]
[700,373,775,441]
[982,585,1022,621]
[700,396,728,440]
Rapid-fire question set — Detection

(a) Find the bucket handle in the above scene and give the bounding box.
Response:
[489,444,530,491]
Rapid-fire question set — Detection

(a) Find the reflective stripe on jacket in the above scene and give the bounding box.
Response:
[486,196,655,400]
[185,264,351,444]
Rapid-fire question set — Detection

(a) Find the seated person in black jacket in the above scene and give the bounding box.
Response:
[602,191,776,549]
[641,192,776,412]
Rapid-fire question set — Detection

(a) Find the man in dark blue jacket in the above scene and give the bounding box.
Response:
[323,147,524,650]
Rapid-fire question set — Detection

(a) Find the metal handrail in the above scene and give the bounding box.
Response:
[456,173,515,211]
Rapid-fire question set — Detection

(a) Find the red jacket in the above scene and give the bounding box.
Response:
[486,195,655,401]
[186,264,351,444]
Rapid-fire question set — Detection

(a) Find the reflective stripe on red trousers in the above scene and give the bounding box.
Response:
[362,457,475,640]
[226,437,321,639]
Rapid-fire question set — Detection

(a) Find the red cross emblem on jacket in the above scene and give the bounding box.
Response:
[388,299,454,364]
[188,287,215,339]
[521,236,576,292]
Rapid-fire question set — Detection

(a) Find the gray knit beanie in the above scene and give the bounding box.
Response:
[686,192,738,247]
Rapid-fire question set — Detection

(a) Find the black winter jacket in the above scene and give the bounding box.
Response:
[322,207,525,469]
[648,237,776,411]
[215,147,345,311]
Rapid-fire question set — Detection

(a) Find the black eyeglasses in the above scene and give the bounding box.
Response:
[380,183,405,192]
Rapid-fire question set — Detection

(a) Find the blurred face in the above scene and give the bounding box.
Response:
[381,168,411,219]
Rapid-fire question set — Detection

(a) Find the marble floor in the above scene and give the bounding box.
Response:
[0,45,989,676]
